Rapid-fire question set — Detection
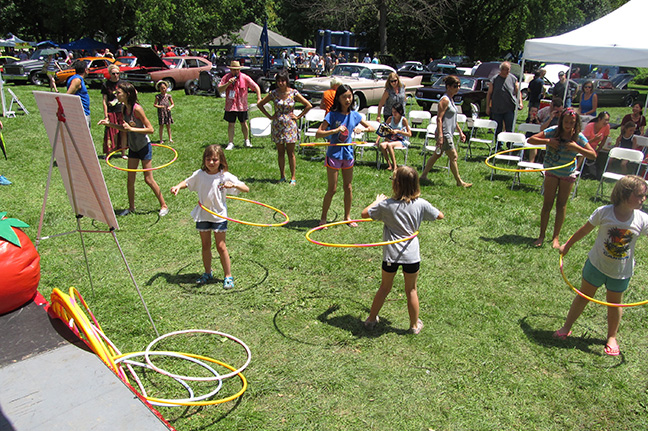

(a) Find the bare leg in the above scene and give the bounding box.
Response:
[606,290,623,352]
[387,142,400,171]
[277,143,286,179]
[167,124,173,142]
[286,143,296,181]
[213,231,231,278]
[379,142,391,169]
[341,166,354,222]
[535,175,559,247]
[141,160,167,210]
[320,167,338,224]
[241,120,250,140]
[403,270,420,329]
[159,124,164,143]
[557,278,598,335]
[367,269,397,322]
[420,151,443,180]
[126,158,138,211]
[551,179,575,249]
[228,122,236,143]
[120,132,127,158]
[199,231,213,273]
[448,148,471,187]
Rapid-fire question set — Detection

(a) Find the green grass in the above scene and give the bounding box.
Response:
[3,83,648,430]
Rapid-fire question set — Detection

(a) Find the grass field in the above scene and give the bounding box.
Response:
[2,82,648,431]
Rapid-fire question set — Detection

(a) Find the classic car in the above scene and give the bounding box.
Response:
[2,48,69,85]
[53,57,120,86]
[414,75,490,116]
[571,76,639,107]
[0,56,18,73]
[85,56,140,86]
[120,46,212,91]
[294,63,422,110]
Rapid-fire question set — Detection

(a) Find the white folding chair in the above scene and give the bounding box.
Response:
[250,117,272,139]
[517,123,541,135]
[595,147,645,200]
[301,108,326,143]
[408,110,432,142]
[367,106,379,121]
[466,118,497,160]
[356,120,381,165]
[490,132,527,181]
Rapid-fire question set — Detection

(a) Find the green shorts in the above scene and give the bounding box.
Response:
[582,258,630,293]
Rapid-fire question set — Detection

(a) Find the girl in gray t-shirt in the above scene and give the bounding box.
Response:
[361,166,443,334]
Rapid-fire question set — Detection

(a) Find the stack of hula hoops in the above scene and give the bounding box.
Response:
[49,287,250,407]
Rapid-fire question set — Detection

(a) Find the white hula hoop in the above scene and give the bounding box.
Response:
[144,329,252,382]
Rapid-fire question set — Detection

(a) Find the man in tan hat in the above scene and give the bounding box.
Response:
[218,60,262,149]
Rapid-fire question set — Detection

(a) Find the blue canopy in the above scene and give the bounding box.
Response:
[60,37,114,52]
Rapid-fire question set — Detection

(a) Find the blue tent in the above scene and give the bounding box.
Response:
[60,37,114,52]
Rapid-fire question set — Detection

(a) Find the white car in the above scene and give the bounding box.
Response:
[294,63,422,110]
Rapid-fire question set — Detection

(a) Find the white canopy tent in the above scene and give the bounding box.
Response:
[523,0,648,67]
[519,0,647,118]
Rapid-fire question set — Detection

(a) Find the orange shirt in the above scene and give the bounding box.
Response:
[321,89,336,113]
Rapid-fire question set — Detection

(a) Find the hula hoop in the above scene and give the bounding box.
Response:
[299,142,357,147]
[485,146,576,173]
[559,253,648,308]
[114,351,223,406]
[106,143,178,172]
[199,196,289,227]
[305,218,419,248]
[144,329,252,382]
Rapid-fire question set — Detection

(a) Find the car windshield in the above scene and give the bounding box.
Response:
[117,57,137,67]
[432,76,476,90]
[332,65,364,77]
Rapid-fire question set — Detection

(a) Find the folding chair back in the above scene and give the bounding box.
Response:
[490,132,527,181]
[367,106,379,120]
[595,147,645,200]
[250,117,272,138]
[517,123,541,135]
[408,110,432,139]
[302,108,326,142]
[466,118,497,160]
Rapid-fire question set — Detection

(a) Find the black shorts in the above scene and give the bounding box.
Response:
[382,261,420,274]
[224,111,248,123]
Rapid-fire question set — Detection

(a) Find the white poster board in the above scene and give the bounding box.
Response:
[33,91,118,230]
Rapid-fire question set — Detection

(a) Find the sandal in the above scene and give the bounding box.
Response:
[364,316,379,330]
[289,179,296,186]
[552,329,572,340]
[223,276,235,290]
[196,272,213,285]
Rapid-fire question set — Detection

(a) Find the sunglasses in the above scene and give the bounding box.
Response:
[451,83,460,88]
[389,79,398,83]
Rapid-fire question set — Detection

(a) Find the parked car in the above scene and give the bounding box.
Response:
[120,46,212,91]
[397,63,458,83]
[85,56,141,86]
[0,56,18,73]
[53,57,119,86]
[572,76,639,107]
[415,75,490,117]
[2,48,69,85]
[294,63,422,110]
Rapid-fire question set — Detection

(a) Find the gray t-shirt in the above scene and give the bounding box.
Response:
[490,73,518,114]
[368,197,440,263]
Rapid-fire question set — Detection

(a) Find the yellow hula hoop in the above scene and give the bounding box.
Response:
[485,146,576,173]
[106,143,178,172]
[112,351,247,406]
[559,253,648,308]
[199,196,289,227]
[305,218,419,248]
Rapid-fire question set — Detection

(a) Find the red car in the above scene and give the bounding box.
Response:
[55,57,119,86]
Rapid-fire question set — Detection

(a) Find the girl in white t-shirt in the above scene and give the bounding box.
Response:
[554,175,648,356]
[171,145,249,289]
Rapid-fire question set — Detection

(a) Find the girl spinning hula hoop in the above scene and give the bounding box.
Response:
[527,108,596,248]
[485,146,576,173]
[106,143,178,172]
[171,144,249,289]
[553,175,648,357]
[362,166,444,335]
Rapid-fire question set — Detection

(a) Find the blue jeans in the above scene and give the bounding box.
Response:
[491,111,515,147]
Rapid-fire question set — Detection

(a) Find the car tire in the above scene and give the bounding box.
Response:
[353,92,366,111]
[30,72,42,86]
[257,78,270,94]
[420,102,431,111]
[520,89,528,101]
[184,79,197,95]
[624,94,635,107]
[162,79,175,91]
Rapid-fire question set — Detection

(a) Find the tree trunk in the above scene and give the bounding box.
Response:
[379,0,387,54]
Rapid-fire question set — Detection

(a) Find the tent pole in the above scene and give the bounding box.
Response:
[514,58,526,126]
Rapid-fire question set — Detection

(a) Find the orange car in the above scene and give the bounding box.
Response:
[55,57,120,86]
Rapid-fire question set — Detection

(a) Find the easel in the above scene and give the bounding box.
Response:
[33,92,158,336]
[1,78,29,118]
